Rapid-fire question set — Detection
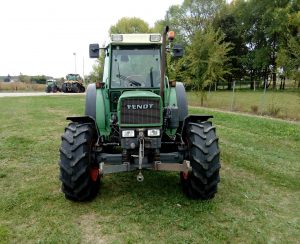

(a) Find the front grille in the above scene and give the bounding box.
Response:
[121,98,160,125]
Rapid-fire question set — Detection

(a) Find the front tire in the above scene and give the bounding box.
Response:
[79,84,85,93]
[181,121,221,200]
[62,83,67,93]
[59,122,100,201]
[72,83,79,93]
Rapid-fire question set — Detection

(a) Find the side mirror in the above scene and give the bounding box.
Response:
[172,44,184,58]
[89,43,99,58]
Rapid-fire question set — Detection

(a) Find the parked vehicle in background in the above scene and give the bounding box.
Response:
[61,74,85,93]
[45,79,60,93]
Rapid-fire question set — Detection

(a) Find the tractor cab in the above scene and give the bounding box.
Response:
[108,34,162,90]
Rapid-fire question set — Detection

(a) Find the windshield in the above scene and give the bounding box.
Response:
[67,74,80,81]
[111,45,161,88]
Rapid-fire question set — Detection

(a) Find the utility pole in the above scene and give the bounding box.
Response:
[230,80,236,111]
[82,56,85,84]
[73,52,77,73]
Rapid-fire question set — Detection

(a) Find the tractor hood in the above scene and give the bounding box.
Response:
[119,90,160,99]
[117,91,163,127]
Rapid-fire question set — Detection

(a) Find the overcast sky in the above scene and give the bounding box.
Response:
[0,0,183,78]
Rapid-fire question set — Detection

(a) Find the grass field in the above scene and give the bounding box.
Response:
[187,90,300,121]
[0,95,299,243]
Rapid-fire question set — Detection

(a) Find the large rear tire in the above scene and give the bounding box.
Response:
[181,121,221,200]
[62,83,67,93]
[72,83,79,93]
[79,84,85,93]
[59,122,100,201]
[45,86,51,93]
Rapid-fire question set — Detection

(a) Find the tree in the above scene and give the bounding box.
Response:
[18,75,31,83]
[151,20,166,33]
[277,36,300,88]
[214,2,248,89]
[276,4,300,88]
[184,26,232,105]
[109,17,150,34]
[4,74,11,82]
[225,0,299,90]
[89,49,105,83]
[165,0,225,44]
[31,75,47,84]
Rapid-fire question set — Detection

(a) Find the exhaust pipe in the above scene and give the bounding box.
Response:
[160,26,169,103]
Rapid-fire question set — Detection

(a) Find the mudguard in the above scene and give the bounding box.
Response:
[175,82,188,122]
[84,83,108,136]
[85,83,97,119]
[181,114,213,138]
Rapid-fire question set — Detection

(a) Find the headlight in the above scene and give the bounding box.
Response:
[150,34,161,42]
[147,129,160,137]
[122,130,135,138]
[111,34,123,42]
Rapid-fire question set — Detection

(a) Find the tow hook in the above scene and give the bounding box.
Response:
[137,131,145,182]
[137,172,144,182]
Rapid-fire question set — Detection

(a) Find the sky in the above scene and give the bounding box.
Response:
[0,0,183,78]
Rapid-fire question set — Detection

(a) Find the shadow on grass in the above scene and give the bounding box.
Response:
[65,170,217,215]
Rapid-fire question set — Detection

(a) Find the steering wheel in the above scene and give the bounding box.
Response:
[123,75,145,87]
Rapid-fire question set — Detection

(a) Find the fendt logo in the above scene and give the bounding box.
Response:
[126,104,154,110]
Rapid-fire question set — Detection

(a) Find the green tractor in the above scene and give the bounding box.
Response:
[45,79,60,93]
[59,27,220,201]
[61,74,85,93]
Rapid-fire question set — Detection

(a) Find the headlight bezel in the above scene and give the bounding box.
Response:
[147,129,161,137]
[150,34,161,42]
[121,130,135,138]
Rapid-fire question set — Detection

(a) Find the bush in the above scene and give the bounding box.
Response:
[0,82,45,91]
[267,104,281,116]
[250,105,258,113]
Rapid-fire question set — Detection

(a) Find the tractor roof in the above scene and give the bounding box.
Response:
[109,33,162,45]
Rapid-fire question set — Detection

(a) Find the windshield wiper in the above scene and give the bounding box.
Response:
[116,74,141,87]
[149,67,154,87]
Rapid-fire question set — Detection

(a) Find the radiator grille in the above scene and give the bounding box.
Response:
[120,98,160,125]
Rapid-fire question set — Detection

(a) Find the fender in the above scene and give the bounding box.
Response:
[85,83,97,119]
[67,115,96,124]
[96,88,109,136]
[175,82,188,122]
[181,114,213,138]
[85,83,109,136]
[66,115,100,136]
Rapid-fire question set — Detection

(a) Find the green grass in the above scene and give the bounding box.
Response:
[0,96,299,243]
[187,90,300,121]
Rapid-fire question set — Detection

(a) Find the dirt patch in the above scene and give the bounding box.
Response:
[46,108,70,116]
[78,213,108,244]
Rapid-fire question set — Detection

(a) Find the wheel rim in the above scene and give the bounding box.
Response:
[89,167,99,182]
[181,171,189,180]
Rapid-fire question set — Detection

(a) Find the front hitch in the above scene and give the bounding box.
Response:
[137,131,145,182]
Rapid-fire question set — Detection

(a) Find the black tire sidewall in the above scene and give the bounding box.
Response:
[59,122,99,201]
[182,121,220,200]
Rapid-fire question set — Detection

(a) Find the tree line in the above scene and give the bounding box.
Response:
[1,74,50,84]
[90,0,300,95]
